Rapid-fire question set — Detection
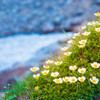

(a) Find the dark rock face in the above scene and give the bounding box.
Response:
[0,0,100,37]
[94,0,100,5]
[3,78,16,90]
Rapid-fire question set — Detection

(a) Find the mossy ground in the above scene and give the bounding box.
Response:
[2,15,100,100]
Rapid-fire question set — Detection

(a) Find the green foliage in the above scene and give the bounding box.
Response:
[3,16,100,100]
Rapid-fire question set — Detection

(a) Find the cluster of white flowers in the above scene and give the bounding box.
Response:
[53,76,99,84]
[53,76,86,83]
[30,61,100,84]
[30,12,100,91]
[69,65,77,71]
[52,12,100,85]
[78,39,87,48]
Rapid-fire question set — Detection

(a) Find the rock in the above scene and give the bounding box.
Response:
[0,0,100,37]
[3,78,16,90]
[60,19,73,31]
[42,22,55,33]
[53,14,65,24]
[12,62,24,68]
[72,8,84,17]
[94,0,100,5]
[71,16,84,26]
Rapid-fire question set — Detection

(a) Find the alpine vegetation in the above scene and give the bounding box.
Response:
[3,12,100,100]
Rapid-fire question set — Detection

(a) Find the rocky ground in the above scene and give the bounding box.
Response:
[0,0,100,37]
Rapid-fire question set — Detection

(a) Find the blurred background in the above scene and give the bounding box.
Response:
[0,0,100,90]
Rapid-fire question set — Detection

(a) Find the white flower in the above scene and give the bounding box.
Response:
[91,62,100,68]
[79,39,87,44]
[78,68,86,74]
[45,60,53,64]
[69,77,77,83]
[43,65,50,68]
[53,78,63,83]
[78,44,86,48]
[63,77,69,82]
[90,77,99,84]
[30,67,39,72]
[95,28,100,32]
[41,70,49,75]
[61,47,68,51]
[33,74,40,79]
[78,76,86,82]
[73,33,80,39]
[55,61,62,65]
[64,52,72,56]
[67,40,73,44]
[82,31,91,36]
[69,65,77,71]
[87,21,95,26]
[81,26,86,30]
[51,72,59,77]
[94,12,100,16]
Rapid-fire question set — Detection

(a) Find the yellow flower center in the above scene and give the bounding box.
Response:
[45,65,49,68]
[90,22,93,24]
[44,72,48,75]
[32,68,36,71]
[80,78,84,82]
[92,79,96,83]
[81,70,84,73]
[82,41,85,44]
[71,79,75,82]
[97,12,100,15]
[56,80,60,83]
[57,62,61,65]
[35,86,39,90]
[93,64,98,68]
[53,73,57,76]
[63,48,66,51]
[65,79,69,82]
[35,76,38,79]
[66,52,70,55]
[71,67,75,70]
[48,61,50,63]
[73,67,76,70]
[85,32,89,34]
[97,29,100,32]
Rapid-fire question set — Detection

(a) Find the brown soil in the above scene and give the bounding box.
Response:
[0,66,31,91]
